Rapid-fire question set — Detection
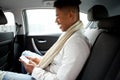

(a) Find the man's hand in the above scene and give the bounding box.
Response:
[19,56,41,74]
[26,56,40,65]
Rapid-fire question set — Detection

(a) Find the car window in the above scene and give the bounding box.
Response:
[0,12,16,34]
[24,9,88,35]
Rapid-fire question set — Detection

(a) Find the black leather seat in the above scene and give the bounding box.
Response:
[76,15,120,80]
[0,8,14,71]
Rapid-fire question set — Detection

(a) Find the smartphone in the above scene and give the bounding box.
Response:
[20,56,30,63]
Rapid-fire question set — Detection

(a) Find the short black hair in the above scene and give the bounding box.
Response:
[54,0,81,8]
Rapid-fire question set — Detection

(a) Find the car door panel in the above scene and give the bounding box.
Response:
[26,34,61,55]
[0,32,14,70]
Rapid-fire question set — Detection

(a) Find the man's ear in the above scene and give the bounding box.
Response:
[69,11,75,20]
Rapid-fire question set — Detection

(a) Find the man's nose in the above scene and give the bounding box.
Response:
[55,18,60,24]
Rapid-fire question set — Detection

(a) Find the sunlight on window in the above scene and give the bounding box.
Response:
[80,12,88,27]
[0,12,15,33]
[26,9,62,35]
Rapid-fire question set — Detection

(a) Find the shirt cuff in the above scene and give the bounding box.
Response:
[31,67,45,80]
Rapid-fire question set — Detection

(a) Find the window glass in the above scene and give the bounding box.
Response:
[25,9,88,35]
[0,12,16,34]
[80,12,88,27]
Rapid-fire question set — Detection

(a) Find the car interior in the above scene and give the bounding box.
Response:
[0,0,120,80]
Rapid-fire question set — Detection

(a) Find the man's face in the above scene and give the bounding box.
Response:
[55,8,72,32]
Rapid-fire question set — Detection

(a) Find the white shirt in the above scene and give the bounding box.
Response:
[32,30,90,80]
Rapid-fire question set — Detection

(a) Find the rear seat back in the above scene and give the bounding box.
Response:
[98,15,120,80]
[77,15,120,80]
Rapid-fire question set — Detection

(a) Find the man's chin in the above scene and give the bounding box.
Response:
[60,28,64,32]
[59,26,65,31]
[59,26,62,29]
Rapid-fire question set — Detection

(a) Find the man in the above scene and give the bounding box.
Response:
[0,0,90,80]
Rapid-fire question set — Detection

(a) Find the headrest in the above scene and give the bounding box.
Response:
[0,9,7,25]
[87,5,109,21]
[98,15,120,33]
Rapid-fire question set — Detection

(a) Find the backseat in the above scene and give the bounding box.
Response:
[76,15,120,80]
[98,15,120,80]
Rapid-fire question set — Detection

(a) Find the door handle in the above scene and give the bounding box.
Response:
[38,40,47,43]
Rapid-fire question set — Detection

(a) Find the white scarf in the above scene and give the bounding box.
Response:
[37,20,83,68]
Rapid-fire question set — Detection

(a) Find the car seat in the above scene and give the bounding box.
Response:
[76,15,120,80]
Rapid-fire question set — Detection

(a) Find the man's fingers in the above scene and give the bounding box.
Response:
[26,56,33,60]
[29,60,37,66]
[19,59,29,65]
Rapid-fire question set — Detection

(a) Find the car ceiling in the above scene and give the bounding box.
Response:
[0,0,120,15]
